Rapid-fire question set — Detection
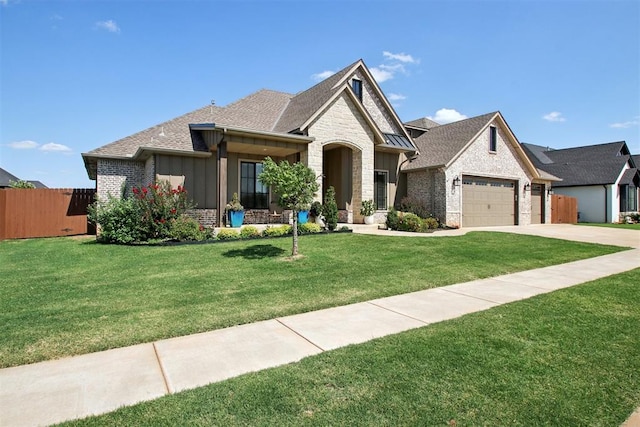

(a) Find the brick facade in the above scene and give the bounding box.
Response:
[96,159,145,201]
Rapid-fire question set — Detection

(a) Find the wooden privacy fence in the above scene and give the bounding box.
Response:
[551,194,578,224]
[0,188,96,240]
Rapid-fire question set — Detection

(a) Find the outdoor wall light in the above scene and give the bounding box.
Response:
[547,188,554,196]
[524,183,531,192]
[453,176,461,186]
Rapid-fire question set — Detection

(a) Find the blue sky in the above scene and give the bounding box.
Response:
[1,0,638,188]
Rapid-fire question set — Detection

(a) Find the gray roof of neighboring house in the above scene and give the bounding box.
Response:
[27,180,48,188]
[404,117,441,130]
[403,112,498,171]
[521,141,634,187]
[0,167,20,187]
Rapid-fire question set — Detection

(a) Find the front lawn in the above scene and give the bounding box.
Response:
[0,232,625,368]
[65,268,640,426]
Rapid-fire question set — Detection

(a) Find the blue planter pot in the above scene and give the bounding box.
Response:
[228,210,244,228]
[297,210,309,225]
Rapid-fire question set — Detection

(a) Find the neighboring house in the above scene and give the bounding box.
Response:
[82,59,417,226]
[401,112,557,228]
[522,141,639,223]
[0,167,48,188]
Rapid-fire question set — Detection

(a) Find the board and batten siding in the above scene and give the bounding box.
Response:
[155,154,217,209]
[374,151,401,208]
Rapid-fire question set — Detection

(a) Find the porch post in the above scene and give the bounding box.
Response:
[217,139,227,227]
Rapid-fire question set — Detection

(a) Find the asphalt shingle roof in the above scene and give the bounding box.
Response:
[403,112,498,171]
[404,117,441,130]
[0,167,20,187]
[521,141,633,187]
[272,60,359,133]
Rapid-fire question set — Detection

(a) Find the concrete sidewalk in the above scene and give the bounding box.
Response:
[1,225,639,426]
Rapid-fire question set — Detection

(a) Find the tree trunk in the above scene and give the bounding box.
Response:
[292,210,299,256]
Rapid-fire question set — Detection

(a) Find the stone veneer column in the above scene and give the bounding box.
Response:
[302,144,324,203]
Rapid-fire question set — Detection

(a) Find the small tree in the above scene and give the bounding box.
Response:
[258,157,319,257]
[9,180,35,189]
[323,186,339,231]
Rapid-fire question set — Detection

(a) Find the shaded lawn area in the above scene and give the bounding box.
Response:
[0,232,626,368]
[63,269,640,426]
[577,222,640,230]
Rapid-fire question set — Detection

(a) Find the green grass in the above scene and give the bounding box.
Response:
[0,232,625,368]
[63,268,640,426]
[577,222,640,230]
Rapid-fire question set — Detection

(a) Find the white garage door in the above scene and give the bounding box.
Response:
[462,176,516,227]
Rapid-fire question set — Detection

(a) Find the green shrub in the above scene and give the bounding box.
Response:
[262,225,292,237]
[168,216,213,241]
[397,212,424,232]
[399,196,431,219]
[424,216,440,230]
[310,201,323,218]
[323,186,339,231]
[240,225,260,239]
[88,196,146,244]
[386,208,399,230]
[360,199,376,216]
[299,222,322,234]
[217,228,240,240]
[339,225,351,231]
[9,180,35,189]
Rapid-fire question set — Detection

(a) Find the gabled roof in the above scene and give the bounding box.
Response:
[403,112,498,170]
[273,60,358,133]
[83,59,416,179]
[521,141,634,187]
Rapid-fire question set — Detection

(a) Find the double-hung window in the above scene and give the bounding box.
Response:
[374,170,388,210]
[240,161,269,209]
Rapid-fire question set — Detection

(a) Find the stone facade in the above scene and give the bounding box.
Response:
[307,92,376,223]
[96,159,145,201]
[353,71,402,135]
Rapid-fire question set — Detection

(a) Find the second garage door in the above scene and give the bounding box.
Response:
[462,176,516,227]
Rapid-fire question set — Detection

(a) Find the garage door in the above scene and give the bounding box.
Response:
[531,183,543,224]
[462,176,516,227]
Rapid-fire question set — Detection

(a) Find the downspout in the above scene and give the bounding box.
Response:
[603,185,608,223]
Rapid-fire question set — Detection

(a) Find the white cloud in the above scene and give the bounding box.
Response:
[311,70,335,81]
[8,140,39,149]
[543,111,566,122]
[95,19,120,34]
[40,142,72,152]
[428,108,468,124]
[387,93,406,101]
[610,117,639,129]
[370,67,394,83]
[382,51,417,64]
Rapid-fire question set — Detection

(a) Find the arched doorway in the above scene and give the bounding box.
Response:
[322,142,362,223]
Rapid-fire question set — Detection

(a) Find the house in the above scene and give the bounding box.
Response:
[82,60,417,226]
[401,112,557,227]
[82,59,557,228]
[522,141,639,223]
[0,167,48,188]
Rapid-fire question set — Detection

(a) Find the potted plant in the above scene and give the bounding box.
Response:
[297,203,310,225]
[226,192,244,227]
[360,199,376,225]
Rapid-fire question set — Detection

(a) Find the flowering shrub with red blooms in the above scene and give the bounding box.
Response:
[131,181,194,239]
[89,180,202,244]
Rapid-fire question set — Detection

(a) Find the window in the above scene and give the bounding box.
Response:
[240,161,269,209]
[620,184,638,212]
[352,79,363,102]
[489,126,497,152]
[374,170,388,210]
